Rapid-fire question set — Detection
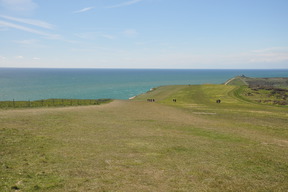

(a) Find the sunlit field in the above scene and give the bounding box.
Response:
[1,84,288,191]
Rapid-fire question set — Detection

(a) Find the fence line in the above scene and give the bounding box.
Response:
[0,99,111,109]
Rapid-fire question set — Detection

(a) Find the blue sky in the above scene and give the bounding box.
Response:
[0,0,288,69]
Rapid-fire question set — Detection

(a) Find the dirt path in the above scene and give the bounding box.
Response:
[224,77,235,85]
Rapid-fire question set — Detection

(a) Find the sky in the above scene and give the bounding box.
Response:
[0,0,288,69]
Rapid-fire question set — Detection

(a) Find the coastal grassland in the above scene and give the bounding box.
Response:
[0,99,112,109]
[1,85,288,191]
[227,76,288,106]
[227,76,288,88]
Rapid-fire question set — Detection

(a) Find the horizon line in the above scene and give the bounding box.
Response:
[1,67,288,70]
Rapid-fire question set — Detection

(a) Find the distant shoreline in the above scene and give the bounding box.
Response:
[1,69,288,101]
[2,76,288,108]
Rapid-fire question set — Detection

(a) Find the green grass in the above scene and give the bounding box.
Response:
[0,99,112,109]
[225,77,248,86]
[226,76,288,88]
[1,84,288,191]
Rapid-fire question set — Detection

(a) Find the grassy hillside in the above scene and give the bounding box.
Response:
[1,84,288,191]
[226,76,288,88]
[226,76,288,106]
[0,99,112,109]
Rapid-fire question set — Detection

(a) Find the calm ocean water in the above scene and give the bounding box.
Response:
[0,68,288,101]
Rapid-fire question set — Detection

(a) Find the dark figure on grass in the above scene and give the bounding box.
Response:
[216,99,221,103]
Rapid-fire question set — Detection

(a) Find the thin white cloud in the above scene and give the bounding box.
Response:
[75,32,116,40]
[32,57,40,60]
[13,39,47,48]
[16,55,24,59]
[249,47,288,63]
[107,0,143,8]
[14,39,38,45]
[101,34,116,40]
[74,7,95,13]
[249,53,288,63]
[75,32,98,40]
[123,29,138,37]
[0,20,60,39]
[0,0,37,12]
[251,47,288,53]
[0,15,54,29]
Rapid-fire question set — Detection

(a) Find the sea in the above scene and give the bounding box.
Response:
[0,68,288,101]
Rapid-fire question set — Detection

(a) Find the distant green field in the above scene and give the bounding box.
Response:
[227,76,288,88]
[1,84,288,191]
[0,99,112,109]
[226,76,288,106]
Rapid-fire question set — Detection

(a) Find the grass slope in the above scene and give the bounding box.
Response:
[1,85,288,191]
[0,99,112,109]
[227,76,288,106]
[227,76,288,88]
